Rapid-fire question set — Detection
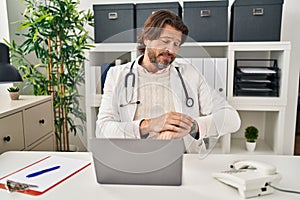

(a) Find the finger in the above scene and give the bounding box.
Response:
[169,119,192,130]
[163,117,193,131]
[167,112,194,122]
[160,120,193,135]
[157,132,166,140]
[161,131,187,139]
[158,131,175,140]
[161,123,183,133]
[166,112,194,126]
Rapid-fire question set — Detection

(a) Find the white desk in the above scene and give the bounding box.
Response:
[0,151,299,200]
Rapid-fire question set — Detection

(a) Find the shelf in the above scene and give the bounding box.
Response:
[207,137,274,155]
[182,42,229,47]
[228,41,291,51]
[85,41,295,154]
[228,98,286,111]
[230,138,274,155]
[88,41,291,51]
[87,43,137,52]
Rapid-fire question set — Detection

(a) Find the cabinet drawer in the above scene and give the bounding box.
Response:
[0,112,24,153]
[24,101,54,146]
[28,134,55,151]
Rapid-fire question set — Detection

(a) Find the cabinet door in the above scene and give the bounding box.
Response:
[0,112,24,153]
[24,101,54,147]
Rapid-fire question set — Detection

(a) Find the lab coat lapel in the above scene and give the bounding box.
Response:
[170,66,185,113]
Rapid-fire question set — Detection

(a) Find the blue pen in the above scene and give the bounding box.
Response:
[26,166,61,178]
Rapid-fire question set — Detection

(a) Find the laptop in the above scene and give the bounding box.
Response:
[89,138,185,186]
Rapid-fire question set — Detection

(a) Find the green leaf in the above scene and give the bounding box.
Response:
[9,0,92,151]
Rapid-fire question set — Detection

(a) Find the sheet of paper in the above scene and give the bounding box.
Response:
[239,68,276,74]
[240,79,271,83]
[0,155,91,195]
[240,88,272,91]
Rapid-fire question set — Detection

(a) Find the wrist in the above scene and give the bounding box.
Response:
[140,119,152,136]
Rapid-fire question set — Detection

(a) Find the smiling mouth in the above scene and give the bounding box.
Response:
[159,53,174,60]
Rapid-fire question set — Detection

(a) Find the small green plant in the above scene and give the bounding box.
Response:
[7,86,20,92]
[245,126,259,143]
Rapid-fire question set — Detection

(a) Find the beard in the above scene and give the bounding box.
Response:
[147,48,175,70]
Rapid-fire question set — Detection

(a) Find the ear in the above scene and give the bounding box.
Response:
[143,38,150,46]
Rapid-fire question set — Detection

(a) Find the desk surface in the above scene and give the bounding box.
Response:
[0,151,299,200]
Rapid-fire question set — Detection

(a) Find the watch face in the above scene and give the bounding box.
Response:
[189,122,198,139]
[187,98,194,107]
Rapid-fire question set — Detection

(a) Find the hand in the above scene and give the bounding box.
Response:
[157,131,181,139]
[140,112,195,139]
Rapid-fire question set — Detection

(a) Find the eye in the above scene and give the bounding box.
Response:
[160,39,169,44]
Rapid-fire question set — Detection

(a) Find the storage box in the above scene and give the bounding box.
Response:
[93,4,135,43]
[183,1,228,42]
[230,0,284,42]
[136,2,182,29]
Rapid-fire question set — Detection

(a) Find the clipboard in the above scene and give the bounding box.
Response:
[0,155,91,196]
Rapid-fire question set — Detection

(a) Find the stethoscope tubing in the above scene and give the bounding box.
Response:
[124,59,194,108]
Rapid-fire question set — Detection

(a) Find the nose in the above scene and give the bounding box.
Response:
[165,42,178,53]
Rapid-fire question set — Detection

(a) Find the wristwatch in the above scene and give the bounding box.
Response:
[189,121,199,140]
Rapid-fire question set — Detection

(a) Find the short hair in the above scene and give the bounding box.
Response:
[137,10,189,54]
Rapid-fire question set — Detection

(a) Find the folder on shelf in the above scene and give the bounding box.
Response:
[0,155,91,196]
[203,58,215,89]
[215,58,227,97]
[176,57,228,97]
[191,58,204,76]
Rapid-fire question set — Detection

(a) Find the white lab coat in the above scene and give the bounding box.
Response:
[96,57,241,153]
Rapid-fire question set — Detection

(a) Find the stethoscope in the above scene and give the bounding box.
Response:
[121,60,194,108]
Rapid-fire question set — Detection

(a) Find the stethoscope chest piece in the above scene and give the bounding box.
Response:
[186,97,194,107]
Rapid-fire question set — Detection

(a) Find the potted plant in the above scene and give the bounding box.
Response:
[7,86,20,100]
[6,0,93,151]
[245,126,259,152]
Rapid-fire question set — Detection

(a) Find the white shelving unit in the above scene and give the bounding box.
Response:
[85,41,295,155]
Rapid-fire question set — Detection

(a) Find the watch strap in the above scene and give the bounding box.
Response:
[189,121,199,140]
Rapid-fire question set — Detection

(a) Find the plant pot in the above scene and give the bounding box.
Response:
[69,144,79,152]
[245,141,256,152]
[9,92,20,100]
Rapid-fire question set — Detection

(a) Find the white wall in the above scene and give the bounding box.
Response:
[0,0,12,96]
[0,0,9,41]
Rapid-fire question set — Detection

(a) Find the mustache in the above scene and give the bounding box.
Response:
[158,52,175,59]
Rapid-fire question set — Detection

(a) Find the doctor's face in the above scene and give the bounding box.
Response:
[145,25,182,70]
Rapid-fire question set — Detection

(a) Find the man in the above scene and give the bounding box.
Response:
[96,10,241,153]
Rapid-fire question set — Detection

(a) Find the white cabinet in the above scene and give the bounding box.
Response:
[0,112,24,152]
[85,42,295,155]
[0,95,55,153]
